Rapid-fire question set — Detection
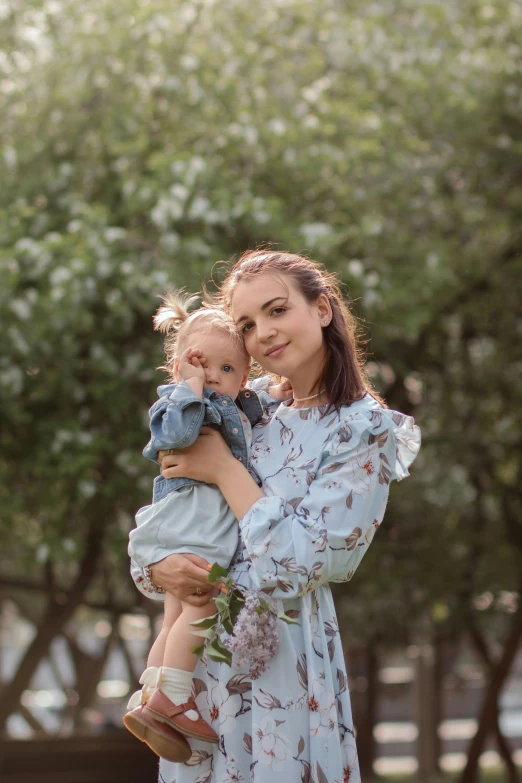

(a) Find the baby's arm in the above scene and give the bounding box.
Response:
[177,347,206,399]
[143,349,217,461]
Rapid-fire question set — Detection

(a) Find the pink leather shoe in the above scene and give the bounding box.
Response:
[123,704,192,762]
[144,691,219,744]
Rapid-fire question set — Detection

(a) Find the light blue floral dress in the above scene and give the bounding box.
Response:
[153,381,421,783]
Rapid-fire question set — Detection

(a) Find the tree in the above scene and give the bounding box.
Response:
[1,2,520,773]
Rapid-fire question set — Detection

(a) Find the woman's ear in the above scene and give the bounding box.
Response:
[316,293,332,324]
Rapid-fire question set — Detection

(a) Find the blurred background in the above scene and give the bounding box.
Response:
[0,0,521,781]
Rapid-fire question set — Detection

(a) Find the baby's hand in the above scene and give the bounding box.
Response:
[178,347,207,383]
[269,379,293,401]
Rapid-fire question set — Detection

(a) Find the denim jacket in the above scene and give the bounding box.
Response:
[143,381,268,503]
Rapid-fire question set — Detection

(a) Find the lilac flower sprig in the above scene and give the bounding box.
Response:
[225,591,280,679]
[190,562,299,675]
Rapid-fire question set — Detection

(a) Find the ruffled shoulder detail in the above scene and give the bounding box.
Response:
[324,395,421,482]
[376,405,421,481]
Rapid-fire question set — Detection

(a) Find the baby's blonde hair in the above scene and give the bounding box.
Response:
[153,289,248,381]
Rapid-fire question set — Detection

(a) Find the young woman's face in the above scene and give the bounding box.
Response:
[230,273,330,382]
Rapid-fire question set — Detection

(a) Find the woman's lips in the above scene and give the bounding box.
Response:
[265,343,288,359]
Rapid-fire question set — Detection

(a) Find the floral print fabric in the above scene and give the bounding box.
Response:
[158,391,420,783]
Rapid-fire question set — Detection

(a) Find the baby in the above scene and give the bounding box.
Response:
[124,291,279,760]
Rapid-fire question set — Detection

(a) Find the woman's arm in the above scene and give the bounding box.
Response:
[231,414,420,600]
[231,436,394,599]
[161,416,419,600]
[159,429,263,518]
[164,435,380,601]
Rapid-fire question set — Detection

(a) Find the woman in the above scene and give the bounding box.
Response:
[131,250,421,783]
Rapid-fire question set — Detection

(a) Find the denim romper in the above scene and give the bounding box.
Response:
[128,381,267,569]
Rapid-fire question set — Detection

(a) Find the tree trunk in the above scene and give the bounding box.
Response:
[459,587,522,783]
[353,641,378,780]
[414,643,437,783]
[467,617,519,783]
[0,515,105,731]
[432,633,444,774]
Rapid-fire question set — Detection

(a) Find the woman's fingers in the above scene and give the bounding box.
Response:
[181,555,212,585]
[158,450,177,466]
[183,554,227,594]
[161,454,180,475]
[183,553,212,571]
[148,552,225,607]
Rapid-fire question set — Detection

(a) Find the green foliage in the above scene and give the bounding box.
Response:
[189,565,298,665]
[1,0,520,643]
[189,567,244,666]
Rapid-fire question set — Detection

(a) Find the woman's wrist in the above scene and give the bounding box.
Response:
[215,459,264,521]
[213,451,240,485]
[139,564,166,595]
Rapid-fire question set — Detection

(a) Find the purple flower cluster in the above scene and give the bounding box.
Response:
[225,590,280,679]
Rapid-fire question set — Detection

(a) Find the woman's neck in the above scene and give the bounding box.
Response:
[288,377,329,409]
[291,394,329,409]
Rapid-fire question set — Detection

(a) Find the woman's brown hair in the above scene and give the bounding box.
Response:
[217,250,385,411]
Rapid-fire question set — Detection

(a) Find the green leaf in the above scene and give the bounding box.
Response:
[229,591,245,615]
[222,616,234,635]
[207,640,232,665]
[214,595,229,613]
[208,562,228,583]
[258,597,273,613]
[190,643,206,658]
[190,628,216,639]
[213,635,232,655]
[189,614,219,629]
[277,611,301,625]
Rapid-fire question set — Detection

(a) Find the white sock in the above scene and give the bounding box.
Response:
[158,667,193,706]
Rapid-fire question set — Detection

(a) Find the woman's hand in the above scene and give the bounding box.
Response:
[268,379,293,401]
[159,427,234,485]
[150,553,216,607]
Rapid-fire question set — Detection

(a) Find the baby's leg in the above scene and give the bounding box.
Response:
[147,597,220,743]
[126,594,182,714]
[147,593,182,668]
[163,599,217,672]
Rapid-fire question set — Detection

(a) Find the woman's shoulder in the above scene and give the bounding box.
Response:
[325,393,421,480]
[336,392,408,426]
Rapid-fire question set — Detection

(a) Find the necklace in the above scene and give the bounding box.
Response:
[293,388,326,403]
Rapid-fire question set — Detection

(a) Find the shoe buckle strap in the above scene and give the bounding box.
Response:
[168,698,197,718]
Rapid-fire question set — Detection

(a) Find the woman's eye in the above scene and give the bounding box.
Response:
[271,307,286,316]
[241,323,253,334]
[222,365,233,373]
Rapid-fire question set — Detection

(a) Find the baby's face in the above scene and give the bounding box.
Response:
[184,329,250,399]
